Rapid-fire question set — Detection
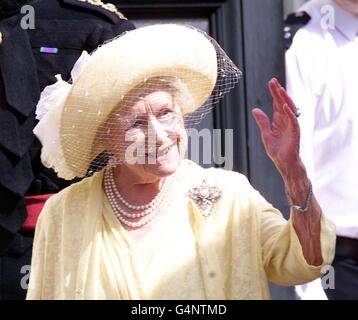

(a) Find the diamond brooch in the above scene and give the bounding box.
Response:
[187,179,222,217]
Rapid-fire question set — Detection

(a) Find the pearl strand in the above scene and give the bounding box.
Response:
[105,184,171,227]
[105,176,168,218]
[105,177,155,217]
[104,170,174,228]
[108,168,169,210]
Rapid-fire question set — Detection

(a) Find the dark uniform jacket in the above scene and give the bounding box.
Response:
[0,0,134,254]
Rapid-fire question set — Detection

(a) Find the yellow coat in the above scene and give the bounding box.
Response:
[27,160,336,299]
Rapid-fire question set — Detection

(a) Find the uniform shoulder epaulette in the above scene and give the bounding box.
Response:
[76,0,127,20]
[284,11,311,50]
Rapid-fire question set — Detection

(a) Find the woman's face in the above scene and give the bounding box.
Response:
[105,90,187,182]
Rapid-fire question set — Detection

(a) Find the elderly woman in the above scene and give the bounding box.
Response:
[27,24,335,300]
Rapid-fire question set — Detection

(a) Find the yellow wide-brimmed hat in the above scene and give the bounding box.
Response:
[34,24,241,179]
[61,24,220,178]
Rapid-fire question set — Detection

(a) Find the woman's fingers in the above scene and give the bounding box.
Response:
[268,79,280,112]
[283,103,300,133]
[273,78,300,116]
[268,78,285,113]
[252,108,271,137]
[279,85,298,115]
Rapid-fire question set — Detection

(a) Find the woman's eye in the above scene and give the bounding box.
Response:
[158,109,175,121]
[132,118,147,128]
[161,109,171,115]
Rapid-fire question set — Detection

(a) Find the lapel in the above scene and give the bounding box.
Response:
[0,15,41,118]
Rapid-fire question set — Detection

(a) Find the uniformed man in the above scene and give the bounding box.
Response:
[285,0,358,300]
[0,0,135,299]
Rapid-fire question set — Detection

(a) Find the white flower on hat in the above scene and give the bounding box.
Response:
[33,51,91,179]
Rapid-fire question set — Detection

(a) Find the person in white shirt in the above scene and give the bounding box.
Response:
[286,0,358,300]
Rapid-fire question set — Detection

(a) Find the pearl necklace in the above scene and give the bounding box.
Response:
[104,169,173,228]
[107,168,168,210]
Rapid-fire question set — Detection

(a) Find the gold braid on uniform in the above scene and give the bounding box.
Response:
[78,0,128,20]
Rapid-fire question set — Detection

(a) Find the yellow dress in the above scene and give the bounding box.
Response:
[26,160,336,300]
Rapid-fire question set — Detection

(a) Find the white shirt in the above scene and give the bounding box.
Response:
[286,0,358,240]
